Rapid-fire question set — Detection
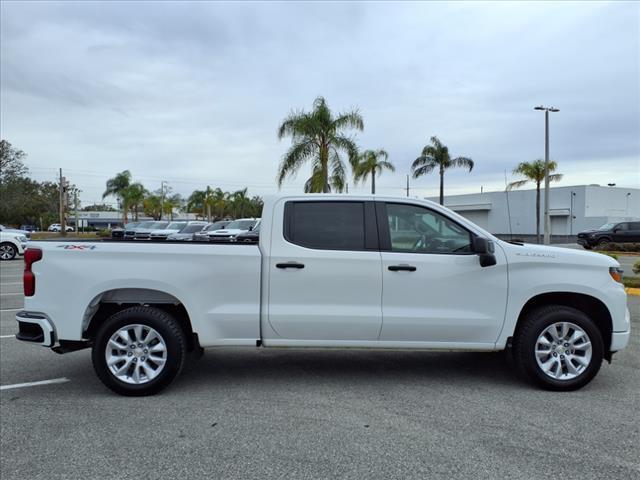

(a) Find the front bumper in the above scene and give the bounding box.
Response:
[15,311,56,347]
[611,307,631,352]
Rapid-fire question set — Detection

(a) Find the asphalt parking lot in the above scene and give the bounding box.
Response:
[1,258,639,479]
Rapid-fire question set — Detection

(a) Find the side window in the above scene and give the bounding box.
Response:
[629,222,640,231]
[385,203,472,254]
[616,223,629,231]
[285,201,365,250]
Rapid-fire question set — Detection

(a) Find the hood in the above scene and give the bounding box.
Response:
[499,240,619,268]
[151,228,182,235]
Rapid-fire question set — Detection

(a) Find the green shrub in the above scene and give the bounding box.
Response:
[623,277,640,289]
[633,260,640,275]
[98,229,111,238]
[594,242,640,253]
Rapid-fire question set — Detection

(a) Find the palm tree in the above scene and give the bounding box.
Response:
[103,170,132,223]
[508,159,563,243]
[231,188,250,218]
[212,188,229,219]
[187,189,207,220]
[277,96,363,193]
[353,149,394,194]
[121,183,146,221]
[411,136,474,205]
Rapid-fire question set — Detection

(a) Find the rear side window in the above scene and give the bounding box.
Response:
[629,222,640,230]
[285,201,366,250]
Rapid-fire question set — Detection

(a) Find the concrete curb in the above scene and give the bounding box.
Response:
[625,288,640,297]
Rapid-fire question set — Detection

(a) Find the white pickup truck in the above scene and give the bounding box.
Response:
[16,195,630,395]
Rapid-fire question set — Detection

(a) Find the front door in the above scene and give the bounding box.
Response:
[377,202,508,346]
[266,200,382,341]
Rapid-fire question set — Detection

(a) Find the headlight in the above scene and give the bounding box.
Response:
[17,235,27,243]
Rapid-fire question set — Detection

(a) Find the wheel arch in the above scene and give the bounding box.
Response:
[513,292,613,360]
[82,288,198,351]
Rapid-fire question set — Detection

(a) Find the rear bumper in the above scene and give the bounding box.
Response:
[15,311,56,347]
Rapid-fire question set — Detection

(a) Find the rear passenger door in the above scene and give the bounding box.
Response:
[629,222,640,242]
[266,200,383,342]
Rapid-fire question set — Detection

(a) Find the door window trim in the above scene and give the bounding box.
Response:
[375,201,476,255]
[283,200,379,252]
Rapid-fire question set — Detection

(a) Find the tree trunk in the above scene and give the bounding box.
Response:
[536,182,541,244]
[371,168,376,195]
[206,204,211,223]
[439,167,444,205]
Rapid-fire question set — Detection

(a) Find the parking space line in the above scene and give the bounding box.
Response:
[0,282,22,286]
[0,308,22,312]
[1,334,15,338]
[0,378,70,391]
[0,293,23,296]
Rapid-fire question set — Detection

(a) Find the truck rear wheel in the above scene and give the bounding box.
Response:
[512,305,603,391]
[92,306,186,396]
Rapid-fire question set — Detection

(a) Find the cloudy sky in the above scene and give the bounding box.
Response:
[1,1,639,206]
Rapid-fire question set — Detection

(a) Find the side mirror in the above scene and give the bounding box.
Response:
[248,226,254,231]
[472,237,497,267]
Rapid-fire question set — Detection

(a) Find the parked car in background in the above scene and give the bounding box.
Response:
[150,221,188,241]
[20,224,39,232]
[111,222,136,239]
[234,221,261,243]
[577,221,640,249]
[124,221,156,240]
[0,224,32,239]
[166,221,209,241]
[209,218,259,243]
[193,221,231,242]
[48,224,74,233]
[0,230,27,260]
[134,221,170,240]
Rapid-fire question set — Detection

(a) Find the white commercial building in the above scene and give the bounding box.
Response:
[430,185,639,241]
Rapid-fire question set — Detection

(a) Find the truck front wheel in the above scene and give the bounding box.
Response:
[512,305,604,391]
[92,306,186,396]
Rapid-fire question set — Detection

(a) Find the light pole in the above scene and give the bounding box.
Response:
[534,105,559,244]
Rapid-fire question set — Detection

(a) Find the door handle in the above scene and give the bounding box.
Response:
[388,264,416,272]
[276,262,305,269]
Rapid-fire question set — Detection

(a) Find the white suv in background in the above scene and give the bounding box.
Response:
[208,218,260,242]
[0,231,28,260]
[48,224,74,232]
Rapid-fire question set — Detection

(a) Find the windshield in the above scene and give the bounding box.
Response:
[226,220,256,230]
[204,221,229,231]
[181,224,207,233]
[166,222,187,230]
[598,223,615,231]
[136,221,155,229]
[150,221,169,229]
[124,222,140,229]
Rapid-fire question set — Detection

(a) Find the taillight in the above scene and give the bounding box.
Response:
[24,248,43,297]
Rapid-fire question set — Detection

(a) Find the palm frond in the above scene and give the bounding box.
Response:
[453,156,474,172]
[507,179,529,191]
[277,140,317,187]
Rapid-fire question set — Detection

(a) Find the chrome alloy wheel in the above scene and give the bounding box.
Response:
[0,244,16,260]
[105,324,167,384]
[535,322,592,380]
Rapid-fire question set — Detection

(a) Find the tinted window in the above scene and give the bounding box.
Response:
[286,201,365,250]
[385,203,472,254]
[615,223,629,231]
[629,222,640,230]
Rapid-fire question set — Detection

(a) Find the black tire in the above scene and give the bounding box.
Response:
[582,245,592,250]
[596,238,611,247]
[92,306,186,396]
[512,305,603,391]
[0,242,17,261]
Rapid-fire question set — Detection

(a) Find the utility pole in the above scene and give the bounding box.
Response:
[74,189,80,235]
[346,183,349,194]
[160,181,167,221]
[59,168,67,237]
[406,174,410,197]
[534,105,559,245]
